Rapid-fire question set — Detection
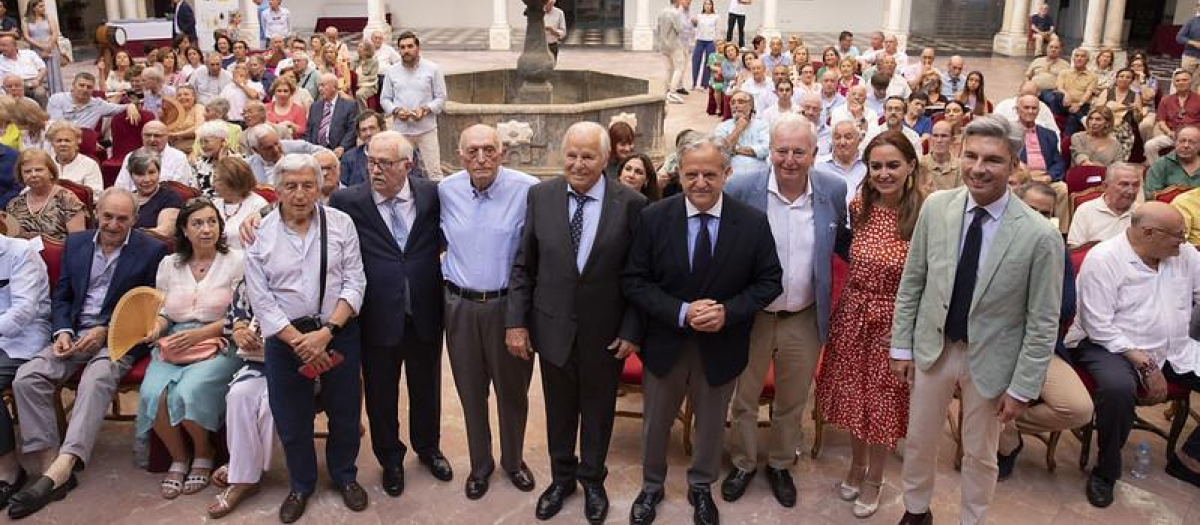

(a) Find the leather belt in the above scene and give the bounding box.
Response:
[445,281,508,302]
[762,309,802,319]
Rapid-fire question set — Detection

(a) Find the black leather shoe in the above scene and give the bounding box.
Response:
[1166,454,1200,488]
[629,490,663,525]
[688,486,719,525]
[897,510,933,525]
[419,451,454,482]
[534,481,576,520]
[1085,472,1115,508]
[7,473,76,520]
[339,481,368,512]
[581,481,608,524]
[0,469,27,509]
[998,436,1023,481]
[719,468,755,502]
[765,467,796,507]
[507,463,535,492]
[278,492,309,523]
[382,465,405,497]
[465,476,489,500]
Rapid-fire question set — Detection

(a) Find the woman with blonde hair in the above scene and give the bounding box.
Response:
[1071,106,1127,166]
[0,96,23,151]
[47,120,103,197]
[167,85,207,152]
[13,97,47,150]
[4,149,85,241]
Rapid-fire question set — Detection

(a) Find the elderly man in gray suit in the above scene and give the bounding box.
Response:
[891,115,1063,525]
[721,115,850,507]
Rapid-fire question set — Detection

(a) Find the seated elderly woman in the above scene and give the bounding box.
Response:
[166,85,207,153]
[616,153,660,201]
[128,149,185,236]
[212,157,268,250]
[1071,106,1128,167]
[47,120,103,197]
[137,198,244,500]
[193,98,243,158]
[3,149,85,242]
[191,120,238,197]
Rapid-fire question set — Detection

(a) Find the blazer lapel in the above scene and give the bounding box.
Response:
[971,199,1024,309]
[580,178,618,277]
[943,188,969,290]
[361,185,403,256]
[547,179,577,276]
[701,195,739,292]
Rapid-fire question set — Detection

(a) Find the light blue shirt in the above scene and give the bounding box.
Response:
[942,71,966,98]
[677,196,723,327]
[714,117,770,174]
[820,93,846,127]
[380,58,447,136]
[0,236,50,359]
[762,53,793,73]
[440,166,539,291]
[568,177,606,273]
[813,158,867,209]
[78,231,128,330]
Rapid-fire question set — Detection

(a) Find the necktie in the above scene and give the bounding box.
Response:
[945,207,986,343]
[386,197,409,251]
[318,99,334,145]
[569,192,589,254]
[692,213,712,277]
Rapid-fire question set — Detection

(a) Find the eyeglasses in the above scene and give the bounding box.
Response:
[367,157,406,170]
[1147,226,1186,242]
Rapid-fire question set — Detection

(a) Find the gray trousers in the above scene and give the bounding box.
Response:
[14,342,136,466]
[641,340,735,493]
[444,289,533,478]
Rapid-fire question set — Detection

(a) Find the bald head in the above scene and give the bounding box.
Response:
[1133,201,1184,230]
[1018,80,1039,97]
[458,124,504,186]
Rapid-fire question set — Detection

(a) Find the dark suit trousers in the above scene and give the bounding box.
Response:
[264,323,362,495]
[1073,339,1137,481]
[539,341,623,484]
[0,351,25,456]
[361,315,444,469]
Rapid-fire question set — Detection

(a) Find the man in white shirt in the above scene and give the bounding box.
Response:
[735,59,775,115]
[261,0,291,41]
[544,0,567,62]
[829,85,879,138]
[863,97,922,156]
[813,119,865,207]
[379,31,447,179]
[817,70,845,128]
[759,80,797,126]
[1067,163,1141,249]
[902,48,940,90]
[189,52,233,106]
[114,121,195,191]
[656,0,689,102]
[1066,202,1200,506]
[858,31,886,66]
[0,34,44,104]
[863,55,912,99]
[369,30,401,71]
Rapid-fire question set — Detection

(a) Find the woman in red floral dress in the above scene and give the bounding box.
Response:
[815,130,927,519]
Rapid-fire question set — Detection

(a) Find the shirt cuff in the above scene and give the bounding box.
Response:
[678,303,689,329]
[53,328,74,339]
[889,347,913,360]
[1006,388,1031,403]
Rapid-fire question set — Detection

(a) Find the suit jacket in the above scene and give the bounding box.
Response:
[724,166,850,342]
[890,188,1064,400]
[506,177,647,368]
[339,145,367,187]
[1018,125,1066,182]
[52,230,168,333]
[624,194,783,386]
[0,144,17,208]
[328,178,443,346]
[305,95,358,151]
[173,1,197,44]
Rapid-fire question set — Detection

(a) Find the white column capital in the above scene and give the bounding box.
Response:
[488,0,511,50]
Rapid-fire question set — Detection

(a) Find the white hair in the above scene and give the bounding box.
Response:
[273,153,322,187]
[246,123,278,151]
[562,122,610,162]
[196,120,229,141]
[770,114,819,148]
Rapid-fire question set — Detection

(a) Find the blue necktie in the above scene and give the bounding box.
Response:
[946,208,985,342]
[386,197,409,251]
[569,192,590,254]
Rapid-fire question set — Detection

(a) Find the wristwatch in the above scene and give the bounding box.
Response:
[323,321,343,337]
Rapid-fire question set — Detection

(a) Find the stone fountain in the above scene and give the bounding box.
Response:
[437,0,666,177]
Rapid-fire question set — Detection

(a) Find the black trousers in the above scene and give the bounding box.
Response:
[726,14,746,49]
[548,43,560,63]
[1073,339,1200,480]
[361,316,444,469]
[539,343,624,484]
[0,351,25,456]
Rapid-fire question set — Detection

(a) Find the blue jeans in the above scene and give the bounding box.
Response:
[692,40,716,89]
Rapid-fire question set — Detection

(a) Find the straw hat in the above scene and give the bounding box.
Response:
[107,286,165,361]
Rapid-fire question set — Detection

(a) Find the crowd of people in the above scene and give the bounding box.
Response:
[0,1,1197,525]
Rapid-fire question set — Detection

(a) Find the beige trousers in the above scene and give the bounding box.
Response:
[901,340,1001,525]
[999,355,1093,454]
[1183,55,1200,89]
[727,307,822,471]
[405,128,443,180]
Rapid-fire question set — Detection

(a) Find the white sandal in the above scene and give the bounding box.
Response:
[161,461,188,499]
[184,458,214,494]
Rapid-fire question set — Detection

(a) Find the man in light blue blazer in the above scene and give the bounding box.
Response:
[721,115,851,507]
[890,115,1063,525]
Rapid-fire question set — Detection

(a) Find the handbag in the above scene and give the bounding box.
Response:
[158,335,227,365]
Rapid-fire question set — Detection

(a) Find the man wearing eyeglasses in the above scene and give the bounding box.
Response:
[1145,70,1200,164]
[1066,202,1200,506]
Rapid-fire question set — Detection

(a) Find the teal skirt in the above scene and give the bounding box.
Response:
[135,321,244,437]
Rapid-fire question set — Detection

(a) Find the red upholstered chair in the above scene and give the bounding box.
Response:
[57,180,93,210]
[163,180,201,201]
[1070,186,1104,215]
[1154,185,1191,203]
[100,110,153,188]
[614,355,693,453]
[1064,165,1106,194]
[1060,133,1072,168]
[809,254,848,458]
[1073,365,1193,471]
[79,127,106,163]
[39,237,64,294]
[253,185,278,204]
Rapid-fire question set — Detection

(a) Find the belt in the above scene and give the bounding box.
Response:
[762,310,802,319]
[445,281,508,302]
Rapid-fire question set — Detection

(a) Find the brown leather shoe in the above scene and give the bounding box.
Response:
[340,481,369,512]
[278,492,309,524]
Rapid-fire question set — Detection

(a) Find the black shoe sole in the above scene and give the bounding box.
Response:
[7,476,75,520]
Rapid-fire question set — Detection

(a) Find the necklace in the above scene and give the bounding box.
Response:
[222,199,244,218]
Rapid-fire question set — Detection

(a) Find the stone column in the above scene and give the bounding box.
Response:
[489,0,512,50]
[242,0,263,49]
[1102,0,1127,47]
[631,0,654,51]
[363,0,389,44]
[105,0,121,23]
[883,0,908,53]
[119,0,137,19]
[135,0,147,19]
[1081,0,1108,51]
[993,0,1030,56]
[758,0,780,40]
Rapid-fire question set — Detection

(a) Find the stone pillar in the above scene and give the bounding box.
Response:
[135,0,147,19]
[242,0,263,49]
[1081,0,1108,51]
[1102,0,1127,47]
[993,0,1030,56]
[119,0,137,19]
[489,0,512,50]
[758,0,781,40]
[883,0,908,53]
[1000,0,1017,33]
[105,0,121,23]
[631,0,654,51]
[362,0,388,43]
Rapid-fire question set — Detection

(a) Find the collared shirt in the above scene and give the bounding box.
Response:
[1064,234,1200,375]
[243,205,366,338]
[1174,188,1200,245]
[764,169,815,312]
[261,6,291,39]
[440,166,539,291]
[46,94,128,129]
[1069,196,1136,248]
[942,72,966,98]
[1057,68,1097,104]
[114,146,195,191]
[1156,93,1200,132]
[678,195,724,326]
[0,236,50,359]
[814,157,867,207]
[375,44,402,71]
[1026,56,1069,91]
[995,96,1061,143]
[1145,152,1200,199]
[568,177,606,273]
[140,86,177,119]
[761,53,793,73]
[759,104,796,127]
[188,68,233,105]
[380,58,447,136]
[714,116,770,174]
[55,153,104,198]
[372,179,416,248]
[737,78,776,115]
[819,93,846,126]
[78,231,130,329]
[919,153,962,191]
[1023,127,1047,172]
[0,49,43,81]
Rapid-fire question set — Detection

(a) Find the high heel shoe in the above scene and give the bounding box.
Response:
[853,480,883,518]
[837,466,866,501]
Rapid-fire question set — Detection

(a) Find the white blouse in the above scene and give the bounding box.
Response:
[215,192,270,250]
[696,13,720,41]
[157,250,245,324]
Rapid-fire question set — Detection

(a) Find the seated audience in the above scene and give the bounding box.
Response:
[200,98,245,156]
[46,72,141,130]
[830,85,879,137]
[714,91,770,174]
[1145,125,1200,199]
[615,153,660,201]
[734,59,775,115]
[836,57,860,96]
[813,119,866,207]
[304,74,357,155]
[139,68,177,119]
[863,97,922,158]
[957,71,990,115]
[218,64,263,126]
[189,52,232,106]
[759,79,797,126]
[128,149,184,235]
[864,73,889,116]
[1092,49,1116,92]
[919,71,950,112]
[244,124,324,184]
[1026,39,1068,94]
[941,55,966,99]
[338,111,384,187]
[115,120,195,191]
[1099,68,1142,158]
[4,149,85,242]
[920,120,961,191]
[1015,94,1070,231]
[1071,107,1128,167]
[266,77,307,139]
[166,85,207,153]
[1146,70,1200,164]
[1068,163,1142,249]
[191,120,237,197]
[1030,3,1057,55]
[212,156,268,250]
[902,47,940,90]
[1065,203,1200,507]
[104,49,134,94]
[47,120,103,198]
[995,80,1060,144]
[903,92,933,139]
[353,41,378,109]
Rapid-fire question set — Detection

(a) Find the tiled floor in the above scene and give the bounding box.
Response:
[41,45,1197,525]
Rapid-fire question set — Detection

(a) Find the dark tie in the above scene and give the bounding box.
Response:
[319,99,334,145]
[945,208,986,343]
[692,213,712,277]
[569,192,589,254]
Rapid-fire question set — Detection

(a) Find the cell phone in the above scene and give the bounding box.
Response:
[299,350,344,379]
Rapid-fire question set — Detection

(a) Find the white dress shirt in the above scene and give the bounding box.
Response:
[373,179,416,248]
[55,153,104,198]
[215,192,270,250]
[0,236,50,359]
[568,177,606,273]
[114,146,195,192]
[1064,234,1200,375]
[737,78,776,115]
[764,169,816,313]
[374,44,402,71]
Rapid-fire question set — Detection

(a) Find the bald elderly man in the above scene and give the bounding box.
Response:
[113,120,195,191]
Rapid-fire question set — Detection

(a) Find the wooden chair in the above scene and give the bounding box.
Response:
[1154,185,1192,204]
[614,354,693,453]
[162,180,201,201]
[1073,366,1193,471]
[1069,186,1104,215]
[947,391,1063,472]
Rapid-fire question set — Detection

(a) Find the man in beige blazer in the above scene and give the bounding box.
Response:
[890,115,1064,525]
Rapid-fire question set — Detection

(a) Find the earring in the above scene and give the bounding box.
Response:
[905,175,914,189]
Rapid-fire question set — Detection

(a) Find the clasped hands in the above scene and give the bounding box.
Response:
[394,106,429,121]
[289,327,335,373]
[686,299,725,333]
[52,327,107,359]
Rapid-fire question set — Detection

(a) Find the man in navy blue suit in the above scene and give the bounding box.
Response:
[9,188,168,519]
[1015,94,1069,232]
[305,74,358,157]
